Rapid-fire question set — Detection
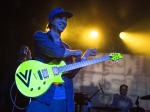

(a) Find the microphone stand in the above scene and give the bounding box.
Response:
[135,96,139,112]
[86,88,104,112]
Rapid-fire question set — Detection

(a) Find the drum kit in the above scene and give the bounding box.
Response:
[140,95,150,100]
[74,93,150,112]
[129,95,150,112]
[92,95,150,112]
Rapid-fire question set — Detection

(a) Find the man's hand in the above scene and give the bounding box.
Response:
[64,49,82,58]
[73,50,82,57]
[82,48,97,60]
[86,48,97,56]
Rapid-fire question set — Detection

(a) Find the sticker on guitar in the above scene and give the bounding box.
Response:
[15,53,123,97]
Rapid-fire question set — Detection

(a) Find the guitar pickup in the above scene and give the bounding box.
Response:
[52,66,59,76]
[42,69,49,78]
[38,69,49,80]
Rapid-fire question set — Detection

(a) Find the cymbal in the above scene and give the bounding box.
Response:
[140,95,150,100]
[92,106,121,111]
[130,107,145,112]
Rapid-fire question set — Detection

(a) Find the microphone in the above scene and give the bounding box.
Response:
[99,83,104,94]
[135,96,139,106]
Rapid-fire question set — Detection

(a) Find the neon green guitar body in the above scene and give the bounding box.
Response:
[15,53,123,98]
[15,60,65,98]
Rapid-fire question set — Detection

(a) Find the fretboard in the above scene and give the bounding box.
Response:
[58,56,110,73]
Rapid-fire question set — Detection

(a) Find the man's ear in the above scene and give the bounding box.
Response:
[50,20,54,25]
[48,21,53,28]
[51,17,55,24]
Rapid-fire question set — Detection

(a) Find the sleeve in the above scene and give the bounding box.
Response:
[33,31,66,58]
[63,43,81,78]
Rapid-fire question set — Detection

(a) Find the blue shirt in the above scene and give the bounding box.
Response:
[111,94,133,112]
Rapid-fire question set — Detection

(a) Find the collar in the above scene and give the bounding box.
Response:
[47,31,54,41]
[47,31,63,44]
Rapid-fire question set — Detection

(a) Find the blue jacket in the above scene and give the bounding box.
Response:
[33,31,81,112]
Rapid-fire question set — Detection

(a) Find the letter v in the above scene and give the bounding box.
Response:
[16,69,32,87]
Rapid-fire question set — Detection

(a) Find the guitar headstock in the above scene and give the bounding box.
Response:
[109,53,123,61]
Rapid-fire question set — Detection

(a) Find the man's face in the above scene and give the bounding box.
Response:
[120,86,128,96]
[51,15,68,33]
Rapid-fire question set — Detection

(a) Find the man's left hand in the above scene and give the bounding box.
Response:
[82,48,97,60]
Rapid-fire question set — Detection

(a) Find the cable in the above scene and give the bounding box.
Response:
[10,82,31,112]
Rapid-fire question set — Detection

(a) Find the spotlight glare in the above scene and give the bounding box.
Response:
[90,31,98,38]
[120,32,126,39]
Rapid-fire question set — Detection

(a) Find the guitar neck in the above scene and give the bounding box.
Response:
[58,56,110,73]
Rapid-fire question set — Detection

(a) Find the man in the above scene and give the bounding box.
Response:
[26,7,97,112]
[111,84,133,112]
[0,45,32,112]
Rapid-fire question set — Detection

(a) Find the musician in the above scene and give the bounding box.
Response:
[111,84,133,112]
[0,45,32,112]
[26,7,97,112]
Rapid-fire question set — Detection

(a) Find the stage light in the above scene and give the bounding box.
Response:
[119,32,126,39]
[120,31,150,55]
[90,30,98,38]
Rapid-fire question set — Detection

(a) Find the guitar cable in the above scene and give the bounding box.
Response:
[10,82,31,112]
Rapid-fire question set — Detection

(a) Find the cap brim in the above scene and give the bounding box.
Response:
[55,11,73,18]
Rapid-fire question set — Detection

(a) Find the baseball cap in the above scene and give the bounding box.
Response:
[48,7,73,22]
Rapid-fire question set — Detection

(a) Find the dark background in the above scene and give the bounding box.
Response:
[1,0,150,63]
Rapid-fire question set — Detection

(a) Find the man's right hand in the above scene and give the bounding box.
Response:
[63,49,82,58]
[73,50,82,57]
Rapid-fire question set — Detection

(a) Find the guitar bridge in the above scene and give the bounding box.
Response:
[52,66,59,76]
